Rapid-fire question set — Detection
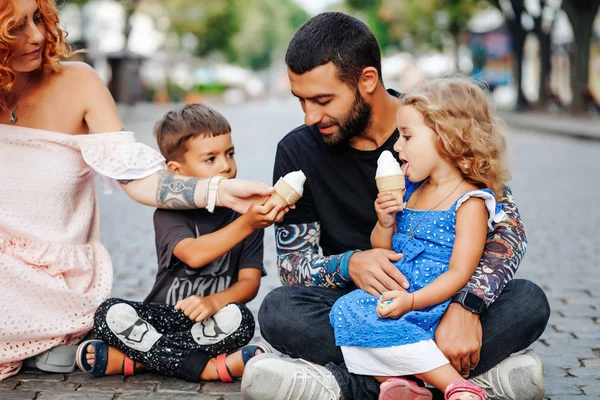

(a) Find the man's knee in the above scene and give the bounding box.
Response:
[505,279,551,336]
[258,287,296,341]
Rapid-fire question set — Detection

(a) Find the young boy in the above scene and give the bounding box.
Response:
[77,103,286,382]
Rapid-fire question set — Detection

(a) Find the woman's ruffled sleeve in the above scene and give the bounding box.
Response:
[79,131,166,193]
[455,189,507,230]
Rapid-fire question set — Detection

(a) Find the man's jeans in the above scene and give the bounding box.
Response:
[258,279,550,400]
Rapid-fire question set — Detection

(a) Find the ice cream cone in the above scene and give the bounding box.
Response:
[266,178,302,206]
[376,175,405,202]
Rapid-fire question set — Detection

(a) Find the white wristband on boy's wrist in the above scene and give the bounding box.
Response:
[206,176,225,213]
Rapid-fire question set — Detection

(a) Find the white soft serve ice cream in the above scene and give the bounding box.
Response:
[281,170,306,194]
[376,151,403,178]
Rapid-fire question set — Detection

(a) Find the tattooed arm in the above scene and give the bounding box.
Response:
[118,171,273,213]
[461,186,527,307]
[275,222,354,288]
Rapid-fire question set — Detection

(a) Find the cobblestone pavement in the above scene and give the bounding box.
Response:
[3,100,599,399]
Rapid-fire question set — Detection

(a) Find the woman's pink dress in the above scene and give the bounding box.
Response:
[0,126,165,380]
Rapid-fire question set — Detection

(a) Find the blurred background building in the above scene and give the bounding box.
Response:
[58,0,600,115]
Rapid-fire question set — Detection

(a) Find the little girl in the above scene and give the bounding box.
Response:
[330,77,511,400]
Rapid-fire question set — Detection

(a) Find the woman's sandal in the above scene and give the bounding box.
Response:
[379,377,433,400]
[215,343,271,383]
[76,339,136,377]
[445,381,488,400]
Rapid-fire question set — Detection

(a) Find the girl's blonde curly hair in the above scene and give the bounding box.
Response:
[399,77,510,197]
[1,0,75,109]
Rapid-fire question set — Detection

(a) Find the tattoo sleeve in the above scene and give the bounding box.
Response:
[464,186,527,307]
[275,222,353,288]
[155,170,201,209]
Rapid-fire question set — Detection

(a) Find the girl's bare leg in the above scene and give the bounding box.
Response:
[415,364,483,399]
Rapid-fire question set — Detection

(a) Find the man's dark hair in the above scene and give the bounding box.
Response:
[154,103,231,162]
[285,12,382,86]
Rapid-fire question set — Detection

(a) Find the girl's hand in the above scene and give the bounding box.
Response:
[375,191,404,229]
[242,196,289,230]
[377,290,414,319]
[217,179,275,214]
[175,295,220,322]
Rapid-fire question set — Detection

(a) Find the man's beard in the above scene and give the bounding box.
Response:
[320,89,372,145]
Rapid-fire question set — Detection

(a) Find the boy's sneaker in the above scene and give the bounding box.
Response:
[469,350,544,400]
[241,353,341,400]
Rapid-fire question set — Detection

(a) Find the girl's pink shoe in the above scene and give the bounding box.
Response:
[379,378,433,400]
[445,381,488,400]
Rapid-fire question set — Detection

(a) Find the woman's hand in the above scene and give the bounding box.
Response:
[374,191,404,229]
[217,179,275,214]
[376,290,414,319]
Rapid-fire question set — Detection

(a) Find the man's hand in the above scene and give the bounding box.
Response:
[348,249,407,296]
[435,303,483,378]
[174,295,220,322]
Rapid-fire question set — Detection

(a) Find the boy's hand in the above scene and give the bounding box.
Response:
[376,290,413,319]
[242,196,289,229]
[174,295,220,322]
[374,191,404,229]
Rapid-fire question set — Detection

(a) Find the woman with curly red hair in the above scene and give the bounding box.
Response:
[331,77,513,400]
[0,0,280,380]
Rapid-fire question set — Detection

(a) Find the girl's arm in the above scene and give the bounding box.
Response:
[378,197,488,317]
[370,221,394,249]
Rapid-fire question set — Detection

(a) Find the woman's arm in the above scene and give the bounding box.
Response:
[78,62,273,213]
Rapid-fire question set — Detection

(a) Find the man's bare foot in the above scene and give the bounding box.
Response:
[85,344,147,375]
[200,347,265,381]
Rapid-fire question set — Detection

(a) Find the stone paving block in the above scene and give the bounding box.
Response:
[67,371,124,384]
[581,359,600,368]
[0,378,20,390]
[544,366,568,378]
[544,378,584,396]
[119,394,226,400]
[540,355,582,369]
[77,380,157,393]
[0,390,37,399]
[568,367,600,378]
[125,373,165,383]
[37,392,115,400]
[157,377,201,393]
[17,381,78,392]
[15,370,65,382]
[201,381,241,395]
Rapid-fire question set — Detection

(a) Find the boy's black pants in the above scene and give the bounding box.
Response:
[93,298,254,381]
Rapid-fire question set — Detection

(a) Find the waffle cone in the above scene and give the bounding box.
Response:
[266,178,302,206]
[376,175,405,201]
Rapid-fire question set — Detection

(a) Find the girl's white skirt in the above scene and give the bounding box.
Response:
[341,339,449,376]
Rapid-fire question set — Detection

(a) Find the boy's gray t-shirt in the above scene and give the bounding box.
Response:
[144,207,265,305]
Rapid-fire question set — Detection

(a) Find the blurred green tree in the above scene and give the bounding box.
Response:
[345,0,487,66]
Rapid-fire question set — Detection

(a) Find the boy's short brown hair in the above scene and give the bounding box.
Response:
[154,103,231,162]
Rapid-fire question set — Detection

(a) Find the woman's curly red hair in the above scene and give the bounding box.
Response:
[0,0,74,109]
[400,77,510,197]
